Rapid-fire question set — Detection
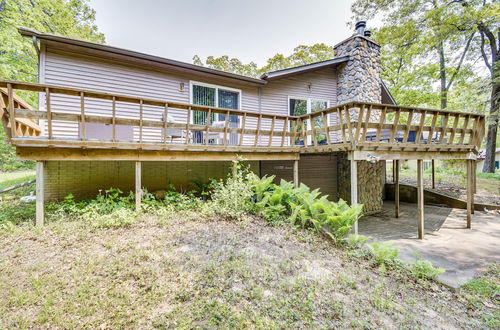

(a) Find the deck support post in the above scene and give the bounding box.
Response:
[293,159,299,189]
[467,159,473,228]
[135,161,142,212]
[417,159,424,239]
[472,160,476,215]
[431,159,435,189]
[36,161,44,226]
[394,159,400,218]
[350,157,358,235]
[392,160,396,182]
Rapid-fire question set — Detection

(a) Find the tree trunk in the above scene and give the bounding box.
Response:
[482,79,499,173]
[438,41,448,110]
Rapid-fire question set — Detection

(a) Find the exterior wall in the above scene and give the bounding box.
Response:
[260,154,338,199]
[40,45,338,145]
[44,160,260,201]
[334,35,385,213]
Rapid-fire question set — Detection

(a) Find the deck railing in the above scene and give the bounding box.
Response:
[0,80,485,153]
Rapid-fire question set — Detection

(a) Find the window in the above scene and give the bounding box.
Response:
[190,81,241,144]
[289,97,329,145]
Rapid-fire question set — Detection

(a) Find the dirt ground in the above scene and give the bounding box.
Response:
[0,213,493,328]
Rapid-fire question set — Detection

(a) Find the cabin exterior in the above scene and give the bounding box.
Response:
[0,22,485,238]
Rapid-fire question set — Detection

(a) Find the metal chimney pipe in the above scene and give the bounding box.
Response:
[355,21,366,35]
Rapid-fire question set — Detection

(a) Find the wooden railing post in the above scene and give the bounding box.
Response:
[268,115,276,147]
[139,99,143,143]
[254,114,262,147]
[163,103,169,143]
[112,96,116,142]
[45,88,52,139]
[7,83,16,138]
[185,106,192,144]
[281,117,288,147]
[223,110,229,146]
[80,92,85,141]
[239,112,246,146]
[205,108,211,145]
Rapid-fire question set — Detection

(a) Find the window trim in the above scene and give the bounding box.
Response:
[189,80,242,110]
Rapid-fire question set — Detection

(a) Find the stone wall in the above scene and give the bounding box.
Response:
[334,35,381,105]
[337,153,385,214]
[334,34,385,213]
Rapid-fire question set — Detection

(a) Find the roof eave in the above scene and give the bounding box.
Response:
[19,27,267,86]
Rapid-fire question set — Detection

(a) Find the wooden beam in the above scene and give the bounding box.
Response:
[395,159,400,218]
[135,161,142,212]
[16,146,301,161]
[431,159,435,189]
[417,159,424,239]
[350,156,358,235]
[467,159,473,228]
[293,159,299,189]
[7,83,16,138]
[80,92,86,141]
[36,161,44,226]
[350,150,476,161]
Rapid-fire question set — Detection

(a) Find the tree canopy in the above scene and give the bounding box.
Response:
[0,0,104,83]
[0,0,104,170]
[193,43,335,78]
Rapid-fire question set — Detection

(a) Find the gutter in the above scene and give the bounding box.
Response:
[18,27,267,86]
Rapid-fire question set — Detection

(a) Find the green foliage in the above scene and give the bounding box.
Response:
[351,0,495,113]
[345,234,371,249]
[477,171,500,181]
[208,162,254,219]
[249,173,363,242]
[407,252,445,279]
[0,0,104,170]
[367,241,400,266]
[193,43,335,78]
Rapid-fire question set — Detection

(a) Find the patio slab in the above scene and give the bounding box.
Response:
[359,201,500,288]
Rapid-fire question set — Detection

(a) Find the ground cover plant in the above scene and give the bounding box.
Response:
[0,166,497,328]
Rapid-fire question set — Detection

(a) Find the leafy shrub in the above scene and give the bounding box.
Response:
[407,252,445,279]
[248,172,363,242]
[367,241,400,266]
[209,162,254,220]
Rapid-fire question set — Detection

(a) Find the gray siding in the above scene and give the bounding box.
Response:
[41,45,338,145]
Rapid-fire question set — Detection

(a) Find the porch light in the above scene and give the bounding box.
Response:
[179,82,185,92]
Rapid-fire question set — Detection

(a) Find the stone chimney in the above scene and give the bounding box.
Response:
[335,22,385,215]
[334,21,381,104]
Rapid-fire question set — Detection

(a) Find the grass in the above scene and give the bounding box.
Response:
[462,264,500,328]
[0,170,36,191]
[477,171,500,181]
[0,212,493,328]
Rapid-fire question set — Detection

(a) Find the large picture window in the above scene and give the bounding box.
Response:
[190,81,241,144]
[289,97,329,145]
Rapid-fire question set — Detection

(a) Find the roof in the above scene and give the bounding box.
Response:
[260,57,349,80]
[478,148,500,159]
[19,27,266,86]
[381,81,397,105]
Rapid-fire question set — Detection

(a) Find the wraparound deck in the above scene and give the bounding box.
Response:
[0,80,485,233]
[0,80,484,161]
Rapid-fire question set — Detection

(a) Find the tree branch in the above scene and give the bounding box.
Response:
[446,32,475,90]
[479,31,493,75]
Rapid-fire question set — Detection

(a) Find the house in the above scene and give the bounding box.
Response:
[477,148,500,172]
[0,21,485,239]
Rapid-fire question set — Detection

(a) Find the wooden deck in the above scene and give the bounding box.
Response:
[0,80,485,161]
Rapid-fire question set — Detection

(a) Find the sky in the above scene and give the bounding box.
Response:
[88,0,372,67]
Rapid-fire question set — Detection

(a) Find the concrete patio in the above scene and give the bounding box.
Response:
[359,201,500,288]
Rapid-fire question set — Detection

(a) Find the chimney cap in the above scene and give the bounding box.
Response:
[364,30,372,37]
[355,21,366,30]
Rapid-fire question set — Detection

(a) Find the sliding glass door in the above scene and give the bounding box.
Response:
[191,82,240,144]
